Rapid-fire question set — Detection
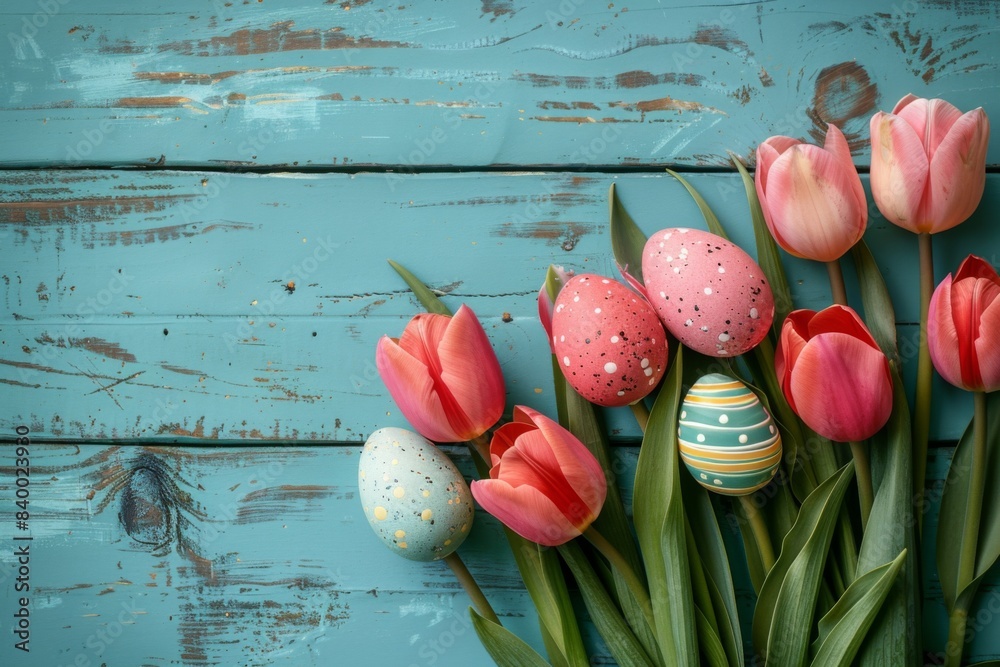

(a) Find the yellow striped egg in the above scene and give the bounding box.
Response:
[678,373,781,495]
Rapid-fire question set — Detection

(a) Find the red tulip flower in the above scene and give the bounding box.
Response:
[470,406,607,546]
[755,124,868,262]
[870,94,989,234]
[928,255,1000,392]
[376,305,505,443]
[776,305,893,442]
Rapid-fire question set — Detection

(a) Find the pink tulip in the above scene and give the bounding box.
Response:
[928,255,1000,392]
[376,305,505,443]
[470,406,607,546]
[776,305,893,442]
[755,124,868,262]
[870,94,989,234]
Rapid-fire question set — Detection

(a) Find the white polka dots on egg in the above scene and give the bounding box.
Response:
[550,273,670,407]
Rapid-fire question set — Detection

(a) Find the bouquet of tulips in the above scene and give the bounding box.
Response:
[358,94,996,667]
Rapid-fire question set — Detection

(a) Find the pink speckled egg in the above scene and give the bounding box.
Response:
[551,274,668,407]
[642,228,774,357]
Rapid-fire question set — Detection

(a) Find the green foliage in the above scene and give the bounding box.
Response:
[470,609,552,667]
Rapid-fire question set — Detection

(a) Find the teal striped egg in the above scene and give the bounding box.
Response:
[678,373,781,496]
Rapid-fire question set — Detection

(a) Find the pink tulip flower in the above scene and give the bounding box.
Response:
[755,124,868,262]
[870,94,989,234]
[471,406,607,546]
[776,305,893,442]
[928,255,1000,392]
[376,305,505,443]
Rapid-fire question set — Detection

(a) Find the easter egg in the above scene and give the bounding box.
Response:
[359,427,473,561]
[642,227,774,357]
[678,373,781,496]
[551,273,668,407]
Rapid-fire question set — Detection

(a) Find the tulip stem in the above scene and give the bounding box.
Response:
[848,441,873,531]
[826,260,849,306]
[629,400,650,433]
[444,552,501,625]
[738,494,776,572]
[583,525,657,635]
[945,603,969,667]
[959,391,988,595]
[915,231,934,532]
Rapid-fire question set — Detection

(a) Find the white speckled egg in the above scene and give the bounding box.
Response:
[678,373,782,495]
[359,427,474,561]
[551,273,668,407]
[642,228,774,357]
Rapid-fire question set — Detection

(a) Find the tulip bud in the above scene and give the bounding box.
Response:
[376,305,506,443]
[754,124,868,262]
[470,406,607,546]
[928,255,1000,392]
[776,305,892,442]
[870,94,989,234]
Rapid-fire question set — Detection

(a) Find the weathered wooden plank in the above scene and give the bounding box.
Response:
[0,445,995,665]
[3,170,999,443]
[1,0,998,168]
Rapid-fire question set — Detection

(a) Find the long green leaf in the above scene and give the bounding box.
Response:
[471,609,552,667]
[856,367,921,666]
[564,386,659,662]
[665,169,729,240]
[695,605,730,667]
[558,542,655,667]
[387,259,452,315]
[680,472,744,666]
[609,183,648,287]
[633,346,699,664]
[731,154,794,330]
[761,462,856,666]
[937,391,1000,613]
[850,240,899,365]
[810,549,907,666]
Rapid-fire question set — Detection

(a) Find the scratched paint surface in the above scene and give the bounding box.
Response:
[3,170,1000,442]
[1,0,998,168]
[0,446,994,665]
[1,0,1000,665]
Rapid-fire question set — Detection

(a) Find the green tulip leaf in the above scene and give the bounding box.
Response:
[470,608,553,667]
[810,549,907,666]
[558,542,656,667]
[563,386,659,661]
[633,346,699,664]
[937,391,1000,612]
[752,461,855,665]
[855,367,920,666]
[665,169,729,240]
[609,183,648,287]
[504,534,589,667]
[731,154,794,331]
[387,259,453,316]
[694,604,730,667]
[850,240,899,365]
[680,473,744,666]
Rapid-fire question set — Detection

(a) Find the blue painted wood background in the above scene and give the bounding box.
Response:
[0,1,998,665]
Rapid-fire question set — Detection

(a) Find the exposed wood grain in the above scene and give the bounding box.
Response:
[3,170,999,443]
[1,0,997,168]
